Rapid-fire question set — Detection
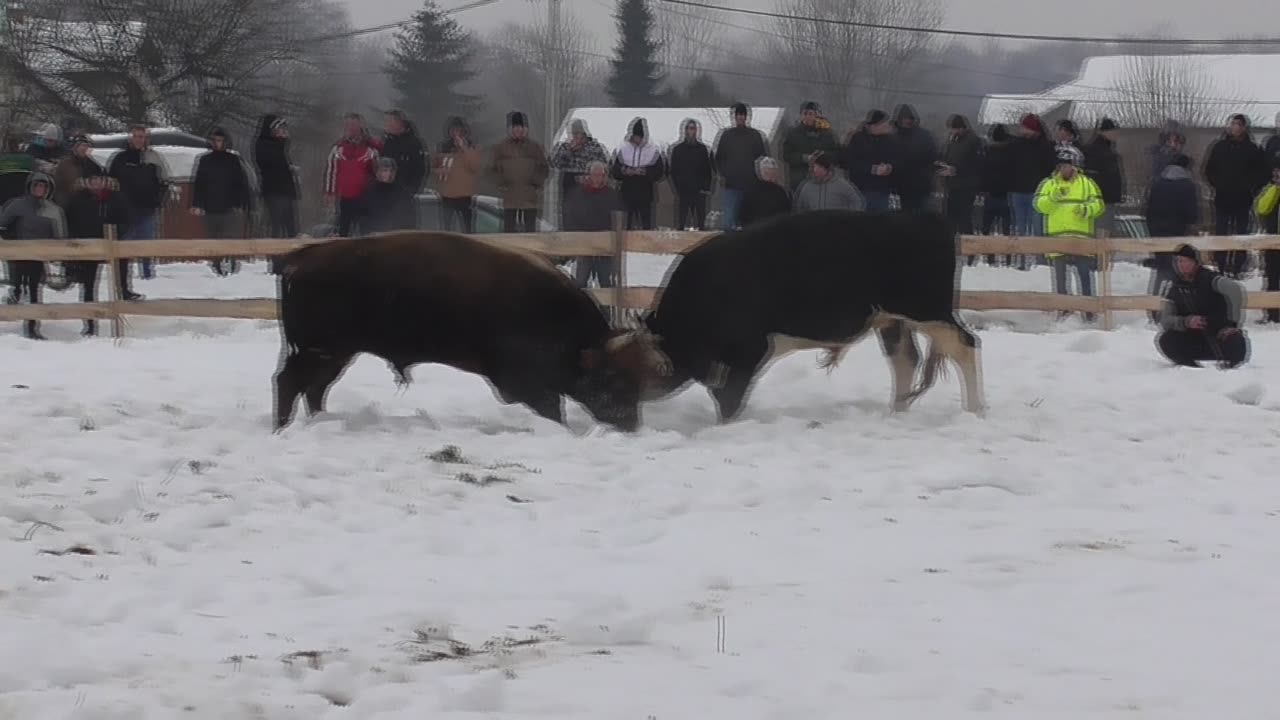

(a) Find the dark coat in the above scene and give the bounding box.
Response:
[941,127,983,193]
[192,149,252,214]
[381,124,428,195]
[980,126,1014,196]
[781,122,840,188]
[562,183,622,232]
[1160,265,1244,334]
[713,125,769,191]
[1083,135,1125,204]
[890,104,939,196]
[363,180,416,234]
[107,146,169,213]
[253,114,298,199]
[64,183,132,272]
[841,130,901,195]
[1203,132,1267,208]
[668,123,715,197]
[271,232,667,432]
[1145,165,1200,237]
[1008,135,1057,194]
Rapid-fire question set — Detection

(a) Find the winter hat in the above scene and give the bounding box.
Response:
[38,123,60,141]
[811,151,834,170]
[630,118,645,139]
[989,124,1010,142]
[270,117,288,132]
[1020,114,1044,134]
[801,100,820,113]
[570,118,588,134]
[947,114,969,130]
[865,109,889,126]
[1097,117,1118,132]
[731,102,749,117]
[1055,145,1084,167]
[1056,119,1079,138]
[507,111,527,128]
[1173,243,1200,262]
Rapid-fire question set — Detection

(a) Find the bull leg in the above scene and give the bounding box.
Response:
[914,320,986,415]
[876,320,921,413]
[273,352,310,430]
[708,338,767,423]
[304,354,354,416]
[521,390,565,426]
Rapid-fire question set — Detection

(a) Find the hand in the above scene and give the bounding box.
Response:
[1217,326,1240,340]
[1187,315,1207,330]
[1075,204,1088,217]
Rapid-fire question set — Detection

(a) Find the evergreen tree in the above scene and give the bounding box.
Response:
[680,72,730,108]
[384,0,482,141]
[605,0,666,107]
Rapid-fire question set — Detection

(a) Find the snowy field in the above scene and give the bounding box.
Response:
[2,257,1279,718]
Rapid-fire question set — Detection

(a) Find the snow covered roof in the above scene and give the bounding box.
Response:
[90,145,243,182]
[979,54,1279,129]
[554,107,786,154]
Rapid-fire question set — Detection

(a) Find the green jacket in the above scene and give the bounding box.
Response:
[1033,170,1104,257]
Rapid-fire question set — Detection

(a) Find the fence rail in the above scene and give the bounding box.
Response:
[2,225,1280,337]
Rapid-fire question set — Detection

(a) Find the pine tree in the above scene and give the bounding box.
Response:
[681,72,729,108]
[605,0,666,107]
[384,0,483,141]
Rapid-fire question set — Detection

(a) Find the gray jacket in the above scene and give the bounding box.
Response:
[0,174,67,241]
[794,175,864,212]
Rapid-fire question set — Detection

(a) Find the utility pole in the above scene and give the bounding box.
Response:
[543,0,561,227]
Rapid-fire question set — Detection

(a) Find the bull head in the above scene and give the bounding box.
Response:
[605,329,673,378]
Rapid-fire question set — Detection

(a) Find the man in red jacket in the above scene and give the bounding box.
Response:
[324,113,382,237]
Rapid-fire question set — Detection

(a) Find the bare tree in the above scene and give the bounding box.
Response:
[475,7,604,142]
[652,0,722,90]
[8,0,351,134]
[764,0,944,132]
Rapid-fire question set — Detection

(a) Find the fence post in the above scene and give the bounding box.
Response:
[611,210,626,324]
[1097,232,1113,331]
[105,224,124,339]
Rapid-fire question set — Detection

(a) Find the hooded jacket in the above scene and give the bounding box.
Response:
[192,130,253,214]
[668,118,715,196]
[1145,162,1200,238]
[794,171,863,212]
[1203,116,1267,207]
[0,172,67,240]
[842,123,901,195]
[381,115,428,195]
[434,116,483,199]
[253,114,298,199]
[1008,114,1057,194]
[890,103,939,196]
[610,118,667,208]
[781,106,840,188]
[712,112,769,191]
[1083,132,1125,204]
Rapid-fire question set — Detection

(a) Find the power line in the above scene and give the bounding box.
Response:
[651,0,1280,47]
[306,0,502,43]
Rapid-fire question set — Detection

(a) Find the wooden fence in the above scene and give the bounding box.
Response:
[1,222,1279,338]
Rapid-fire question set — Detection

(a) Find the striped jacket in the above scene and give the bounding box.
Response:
[324,134,382,200]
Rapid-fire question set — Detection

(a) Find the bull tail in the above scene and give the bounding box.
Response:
[904,338,949,403]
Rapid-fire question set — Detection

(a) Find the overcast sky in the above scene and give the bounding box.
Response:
[343,0,1274,43]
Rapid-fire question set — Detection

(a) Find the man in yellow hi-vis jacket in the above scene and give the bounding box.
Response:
[1035,145,1105,320]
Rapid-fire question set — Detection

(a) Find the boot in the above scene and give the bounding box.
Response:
[82,319,98,337]
[23,320,45,341]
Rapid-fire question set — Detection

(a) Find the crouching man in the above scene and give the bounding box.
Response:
[1156,243,1250,369]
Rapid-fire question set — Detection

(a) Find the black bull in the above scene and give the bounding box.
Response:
[270,232,671,432]
[638,208,986,421]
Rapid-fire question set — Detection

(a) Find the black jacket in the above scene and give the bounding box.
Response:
[253,114,298,199]
[739,180,791,228]
[364,181,416,234]
[980,126,1014,196]
[107,146,168,213]
[713,125,769,191]
[1160,265,1244,334]
[1145,165,1200,238]
[381,125,428,195]
[563,183,623,232]
[65,186,132,251]
[668,125,715,197]
[890,104,939,196]
[1008,135,1057,194]
[842,130,901,195]
[1083,135,1125,204]
[192,149,252,214]
[1203,132,1267,208]
[941,127,983,193]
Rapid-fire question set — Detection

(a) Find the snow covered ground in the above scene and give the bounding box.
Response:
[2,258,1279,718]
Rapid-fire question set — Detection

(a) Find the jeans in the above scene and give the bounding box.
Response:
[1010,192,1041,269]
[675,192,708,229]
[265,195,297,239]
[624,202,654,231]
[337,197,367,237]
[122,212,157,285]
[204,211,241,275]
[720,188,744,229]
[1052,253,1097,321]
[440,196,473,233]
[1212,203,1251,278]
[980,192,1012,266]
[502,208,538,233]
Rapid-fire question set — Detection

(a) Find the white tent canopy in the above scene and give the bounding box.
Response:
[554,106,786,154]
